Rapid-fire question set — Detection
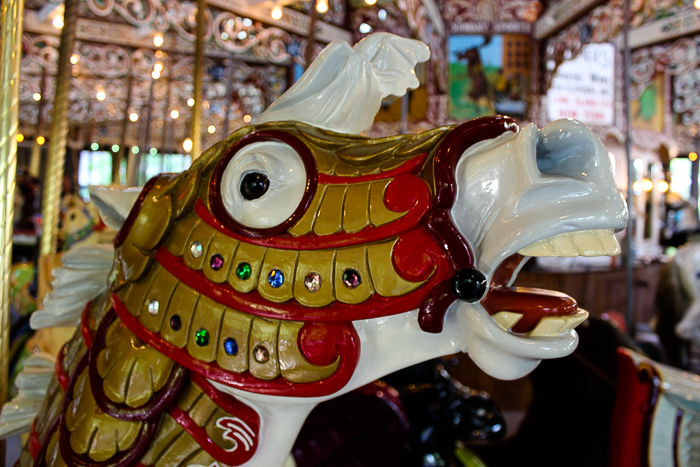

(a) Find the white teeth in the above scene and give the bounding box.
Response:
[518,229,620,257]
[529,311,589,337]
[493,311,523,331]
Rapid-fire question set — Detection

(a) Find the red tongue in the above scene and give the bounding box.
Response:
[481,287,578,334]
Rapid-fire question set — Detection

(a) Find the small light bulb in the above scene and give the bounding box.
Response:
[149,147,158,155]
[91,142,99,151]
[129,112,139,122]
[112,144,119,152]
[271,6,283,20]
[70,54,79,64]
[153,33,164,47]
[690,152,698,162]
[132,146,139,154]
[641,178,653,192]
[96,90,106,101]
[154,63,163,72]
[365,0,377,5]
[52,15,64,29]
[183,138,193,152]
[187,98,195,107]
[152,70,160,80]
[207,125,216,134]
[359,23,372,34]
[695,0,700,9]
[33,93,41,101]
[316,1,328,13]
[657,180,669,193]
[243,115,252,123]
[237,30,247,40]
[36,136,45,145]
[16,134,24,143]
[170,109,179,119]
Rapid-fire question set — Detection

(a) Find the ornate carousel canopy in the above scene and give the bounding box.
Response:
[19,0,350,152]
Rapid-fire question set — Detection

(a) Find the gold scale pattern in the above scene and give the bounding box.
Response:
[20,298,245,467]
[117,263,340,383]
[35,371,231,467]
[165,212,425,307]
[287,179,405,237]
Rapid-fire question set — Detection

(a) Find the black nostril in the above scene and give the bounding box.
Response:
[451,268,487,302]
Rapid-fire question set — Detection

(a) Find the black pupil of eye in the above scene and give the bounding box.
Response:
[240,172,270,200]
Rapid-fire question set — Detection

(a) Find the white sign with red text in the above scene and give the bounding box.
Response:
[547,43,615,126]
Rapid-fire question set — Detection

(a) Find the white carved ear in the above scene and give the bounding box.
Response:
[88,185,141,230]
[352,32,430,99]
[257,33,429,135]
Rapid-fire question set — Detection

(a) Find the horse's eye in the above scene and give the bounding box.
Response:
[218,141,307,229]
[240,172,270,200]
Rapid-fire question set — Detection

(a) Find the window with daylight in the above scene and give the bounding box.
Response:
[78,150,113,198]
[138,153,192,186]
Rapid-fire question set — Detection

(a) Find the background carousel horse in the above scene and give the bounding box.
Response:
[1,33,627,467]
[655,239,700,370]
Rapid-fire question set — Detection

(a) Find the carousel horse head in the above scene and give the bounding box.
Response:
[60,194,115,248]
[4,33,627,467]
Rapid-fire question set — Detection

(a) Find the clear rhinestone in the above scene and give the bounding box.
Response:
[147,299,159,315]
[253,345,270,363]
[304,272,322,292]
[190,241,203,258]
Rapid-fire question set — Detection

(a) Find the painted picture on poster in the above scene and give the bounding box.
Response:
[630,73,665,133]
[547,43,615,126]
[448,34,531,120]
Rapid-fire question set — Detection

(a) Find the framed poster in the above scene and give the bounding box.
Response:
[448,34,531,120]
[547,43,615,126]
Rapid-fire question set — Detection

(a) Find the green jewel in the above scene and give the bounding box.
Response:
[195,328,210,346]
[236,262,252,280]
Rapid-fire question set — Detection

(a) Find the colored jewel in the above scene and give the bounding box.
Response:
[223,338,238,356]
[268,269,284,288]
[209,253,224,271]
[190,241,203,259]
[253,345,270,363]
[195,328,210,346]
[236,262,251,280]
[304,272,322,292]
[147,299,159,315]
[342,269,362,289]
[170,314,182,331]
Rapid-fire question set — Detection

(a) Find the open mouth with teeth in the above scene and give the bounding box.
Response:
[481,228,621,337]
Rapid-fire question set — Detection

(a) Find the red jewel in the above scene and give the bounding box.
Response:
[342,269,361,289]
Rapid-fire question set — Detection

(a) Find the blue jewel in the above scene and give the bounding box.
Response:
[223,338,238,356]
[268,269,284,288]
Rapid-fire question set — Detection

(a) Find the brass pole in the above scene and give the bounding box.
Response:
[30,67,48,177]
[222,62,233,137]
[40,0,79,256]
[0,0,23,459]
[623,0,635,336]
[161,58,172,152]
[115,73,133,184]
[191,0,207,159]
[304,1,317,70]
